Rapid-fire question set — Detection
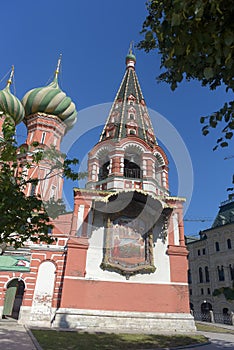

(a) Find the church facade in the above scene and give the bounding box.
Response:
[0,51,195,332]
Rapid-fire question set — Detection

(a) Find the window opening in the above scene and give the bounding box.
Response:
[99,161,110,181]
[199,267,203,283]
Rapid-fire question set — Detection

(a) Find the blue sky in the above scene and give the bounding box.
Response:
[2,0,233,236]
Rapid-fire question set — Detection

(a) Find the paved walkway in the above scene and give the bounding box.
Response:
[0,319,234,350]
[187,331,234,349]
[0,319,39,350]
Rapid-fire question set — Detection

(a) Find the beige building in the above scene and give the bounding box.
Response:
[186,194,234,324]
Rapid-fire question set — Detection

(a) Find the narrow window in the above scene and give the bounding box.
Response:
[202,248,206,255]
[201,288,204,295]
[215,241,220,252]
[198,249,200,256]
[207,288,210,295]
[205,266,210,282]
[199,267,203,283]
[30,132,34,142]
[188,269,192,284]
[41,132,46,144]
[54,136,58,146]
[227,239,232,249]
[30,183,36,196]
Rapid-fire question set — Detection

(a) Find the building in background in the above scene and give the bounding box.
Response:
[0,50,195,332]
[186,194,234,324]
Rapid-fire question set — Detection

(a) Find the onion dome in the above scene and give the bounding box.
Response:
[0,66,25,124]
[125,42,136,69]
[22,55,77,131]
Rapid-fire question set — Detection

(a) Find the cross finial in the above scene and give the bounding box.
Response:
[7,65,14,88]
[55,54,62,78]
[129,41,134,55]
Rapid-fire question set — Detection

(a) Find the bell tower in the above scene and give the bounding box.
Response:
[86,47,169,196]
[56,47,195,333]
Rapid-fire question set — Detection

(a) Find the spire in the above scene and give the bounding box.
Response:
[99,49,157,147]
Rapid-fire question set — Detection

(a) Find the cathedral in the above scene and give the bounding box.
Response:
[0,50,196,332]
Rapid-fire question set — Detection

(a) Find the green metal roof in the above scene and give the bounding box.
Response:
[0,255,30,271]
[212,196,234,228]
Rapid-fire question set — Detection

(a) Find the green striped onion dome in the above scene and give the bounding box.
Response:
[22,77,77,131]
[0,85,25,124]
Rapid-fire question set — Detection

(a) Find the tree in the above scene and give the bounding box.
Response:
[0,117,86,248]
[138,0,234,149]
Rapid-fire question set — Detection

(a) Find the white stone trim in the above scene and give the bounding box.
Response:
[52,308,196,333]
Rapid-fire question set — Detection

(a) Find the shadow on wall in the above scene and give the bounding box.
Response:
[58,313,69,328]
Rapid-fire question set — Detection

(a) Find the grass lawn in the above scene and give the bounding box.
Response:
[195,322,234,334]
[31,329,207,350]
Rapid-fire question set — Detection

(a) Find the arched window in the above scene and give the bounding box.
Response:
[129,129,136,135]
[218,265,225,281]
[205,266,210,282]
[227,239,232,249]
[215,241,220,252]
[199,267,203,283]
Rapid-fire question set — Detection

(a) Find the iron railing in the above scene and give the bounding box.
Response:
[192,311,233,325]
[124,168,143,179]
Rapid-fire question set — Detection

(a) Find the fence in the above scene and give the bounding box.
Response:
[192,310,233,325]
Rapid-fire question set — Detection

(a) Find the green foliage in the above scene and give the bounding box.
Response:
[138,0,234,148]
[0,117,86,248]
[213,287,234,300]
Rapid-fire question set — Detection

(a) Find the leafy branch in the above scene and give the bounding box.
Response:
[138,0,234,149]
